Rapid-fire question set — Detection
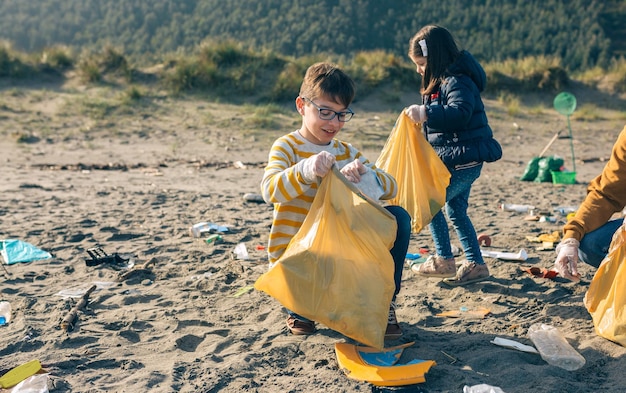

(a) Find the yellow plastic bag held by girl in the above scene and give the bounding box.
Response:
[376,111,450,233]
[584,222,626,346]
[254,167,397,349]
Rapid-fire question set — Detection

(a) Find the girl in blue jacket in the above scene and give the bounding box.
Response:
[405,25,502,286]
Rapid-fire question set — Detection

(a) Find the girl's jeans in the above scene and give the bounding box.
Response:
[429,164,484,264]
[288,205,411,322]
[579,218,623,268]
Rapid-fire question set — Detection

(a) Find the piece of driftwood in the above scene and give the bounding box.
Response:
[60,284,97,332]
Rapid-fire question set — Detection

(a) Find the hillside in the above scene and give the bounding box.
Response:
[0,0,622,71]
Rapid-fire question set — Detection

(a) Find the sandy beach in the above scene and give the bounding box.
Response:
[1,79,626,392]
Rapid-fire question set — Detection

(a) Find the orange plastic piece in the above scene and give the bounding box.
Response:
[334,342,436,386]
[523,266,559,279]
[477,234,492,247]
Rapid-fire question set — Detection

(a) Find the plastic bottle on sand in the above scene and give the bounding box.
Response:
[0,301,12,325]
[463,384,505,393]
[528,323,585,371]
[501,203,535,213]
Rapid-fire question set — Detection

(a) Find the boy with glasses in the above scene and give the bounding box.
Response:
[260,62,411,339]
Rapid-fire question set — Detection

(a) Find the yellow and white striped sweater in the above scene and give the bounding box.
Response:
[261,130,398,264]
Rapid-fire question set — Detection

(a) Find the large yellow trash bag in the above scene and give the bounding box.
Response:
[376,111,450,233]
[584,222,626,346]
[254,167,397,349]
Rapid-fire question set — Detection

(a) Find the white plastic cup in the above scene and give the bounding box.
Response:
[189,222,211,238]
[0,301,12,325]
[233,243,250,260]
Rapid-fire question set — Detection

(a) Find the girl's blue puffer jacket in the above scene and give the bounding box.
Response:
[422,50,502,169]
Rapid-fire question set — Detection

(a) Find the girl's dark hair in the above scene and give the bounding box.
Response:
[299,62,355,107]
[409,25,461,95]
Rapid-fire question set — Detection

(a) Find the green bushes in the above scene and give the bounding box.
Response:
[77,45,131,83]
[2,41,626,104]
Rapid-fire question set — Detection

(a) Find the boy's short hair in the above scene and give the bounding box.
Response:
[299,62,355,107]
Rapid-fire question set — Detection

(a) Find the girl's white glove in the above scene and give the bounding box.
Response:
[302,151,335,183]
[405,105,427,123]
[554,238,581,282]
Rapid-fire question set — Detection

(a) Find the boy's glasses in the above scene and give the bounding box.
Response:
[302,97,354,122]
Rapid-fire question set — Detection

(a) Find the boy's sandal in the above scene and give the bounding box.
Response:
[286,316,316,335]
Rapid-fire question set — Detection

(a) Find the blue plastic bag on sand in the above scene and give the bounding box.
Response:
[1,239,52,265]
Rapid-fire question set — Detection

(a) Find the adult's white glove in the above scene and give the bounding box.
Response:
[302,151,335,183]
[340,159,367,183]
[554,238,581,282]
[405,105,427,123]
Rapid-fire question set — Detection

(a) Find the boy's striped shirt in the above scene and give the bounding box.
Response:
[261,130,397,265]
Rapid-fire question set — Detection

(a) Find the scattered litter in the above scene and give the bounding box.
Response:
[189,222,230,238]
[477,234,492,247]
[1,239,52,265]
[55,288,91,299]
[205,234,223,244]
[243,193,266,203]
[537,241,556,251]
[528,323,586,371]
[84,247,134,270]
[55,282,114,298]
[440,350,458,364]
[189,272,214,281]
[8,373,49,393]
[406,256,428,269]
[526,231,561,243]
[255,244,266,251]
[522,266,559,279]
[0,301,11,325]
[501,204,534,213]
[463,384,506,393]
[481,249,528,261]
[436,307,491,319]
[232,285,254,297]
[406,248,430,268]
[233,243,249,260]
[490,337,539,354]
[406,247,429,260]
[406,255,428,269]
[233,160,247,169]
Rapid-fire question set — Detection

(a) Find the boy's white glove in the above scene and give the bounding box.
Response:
[554,238,581,282]
[340,159,367,183]
[302,151,335,183]
[405,105,427,123]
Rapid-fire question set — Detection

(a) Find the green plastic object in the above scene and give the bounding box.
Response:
[553,92,577,116]
[520,157,540,181]
[551,170,577,184]
[535,156,564,183]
